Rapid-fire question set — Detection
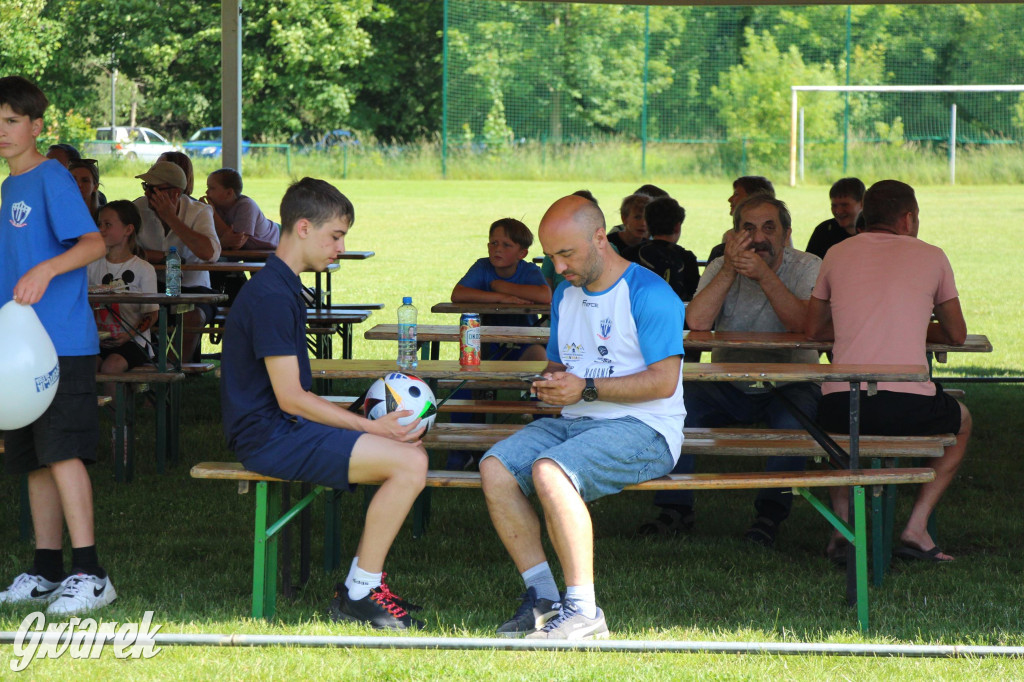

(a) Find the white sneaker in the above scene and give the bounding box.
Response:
[46,573,117,616]
[0,573,63,605]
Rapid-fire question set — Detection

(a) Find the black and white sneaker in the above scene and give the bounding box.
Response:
[0,573,62,605]
[525,598,609,640]
[46,573,117,616]
[495,587,559,638]
[329,582,423,630]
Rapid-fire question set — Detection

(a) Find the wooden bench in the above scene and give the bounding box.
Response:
[191,460,934,632]
[97,368,195,482]
[196,309,374,359]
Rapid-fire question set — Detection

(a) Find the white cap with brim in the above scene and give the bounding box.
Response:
[136,161,187,190]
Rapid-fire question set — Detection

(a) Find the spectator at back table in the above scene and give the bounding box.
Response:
[706,176,776,264]
[625,196,700,302]
[68,158,103,222]
[133,160,221,363]
[203,168,281,250]
[804,177,866,259]
[607,193,649,254]
[451,217,551,361]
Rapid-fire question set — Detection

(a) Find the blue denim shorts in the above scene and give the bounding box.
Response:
[481,416,675,502]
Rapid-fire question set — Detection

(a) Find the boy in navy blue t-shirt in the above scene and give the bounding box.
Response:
[0,76,114,616]
[220,178,428,630]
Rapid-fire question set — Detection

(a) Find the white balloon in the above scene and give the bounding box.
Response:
[0,300,60,431]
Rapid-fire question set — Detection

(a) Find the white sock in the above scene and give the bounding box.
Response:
[347,565,382,601]
[521,561,560,603]
[344,556,359,591]
[565,584,597,619]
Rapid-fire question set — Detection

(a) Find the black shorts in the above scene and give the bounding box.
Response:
[818,382,962,436]
[4,356,99,475]
[99,341,152,370]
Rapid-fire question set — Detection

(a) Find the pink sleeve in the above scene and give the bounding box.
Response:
[934,250,958,305]
[811,255,832,301]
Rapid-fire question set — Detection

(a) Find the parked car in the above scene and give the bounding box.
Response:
[290,129,358,153]
[84,126,178,162]
[182,127,251,158]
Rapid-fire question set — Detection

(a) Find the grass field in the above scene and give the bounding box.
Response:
[1,177,1023,678]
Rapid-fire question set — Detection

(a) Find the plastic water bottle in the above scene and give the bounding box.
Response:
[397,296,418,370]
[165,246,182,297]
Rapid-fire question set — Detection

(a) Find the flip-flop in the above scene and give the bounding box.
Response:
[895,543,954,562]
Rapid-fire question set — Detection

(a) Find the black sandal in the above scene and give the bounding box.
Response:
[635,507,695,537]
[744,516,778,548]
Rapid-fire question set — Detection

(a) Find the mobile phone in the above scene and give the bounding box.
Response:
[522,373,549,383]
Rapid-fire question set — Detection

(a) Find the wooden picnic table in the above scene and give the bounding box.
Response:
[430,302,551,316]
[155,262,339,273]
[90,292,227,470]
[363,324,992,364]
[219,249,375,260]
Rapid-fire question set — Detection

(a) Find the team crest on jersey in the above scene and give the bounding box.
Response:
[561,342,585,362]
[10,201,31,228]
[597,318,612,340]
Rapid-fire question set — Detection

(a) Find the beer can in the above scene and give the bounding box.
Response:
[460,313,481,366]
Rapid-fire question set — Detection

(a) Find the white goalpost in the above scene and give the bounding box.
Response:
[788,84,1024,186]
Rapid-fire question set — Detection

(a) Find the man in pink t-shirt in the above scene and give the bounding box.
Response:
[806,180,971,563]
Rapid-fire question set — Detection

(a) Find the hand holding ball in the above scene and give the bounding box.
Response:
[363,372,437,433]
[0,301,60,430]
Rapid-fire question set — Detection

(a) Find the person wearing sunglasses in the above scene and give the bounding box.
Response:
[133,160,221,362]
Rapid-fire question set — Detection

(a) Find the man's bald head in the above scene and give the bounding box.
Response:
[539,195,606,243]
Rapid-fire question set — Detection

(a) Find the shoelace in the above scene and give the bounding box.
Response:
[371,582,409,618]
[58,575,88,597]
[540,600,579,631]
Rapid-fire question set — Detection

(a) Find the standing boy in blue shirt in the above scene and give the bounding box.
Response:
[220,177,428,629]
[0,76,114,616]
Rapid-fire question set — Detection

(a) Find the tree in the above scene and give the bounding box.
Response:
[0,0,62,79]
[712,29,843,167]
[347,0,443,142]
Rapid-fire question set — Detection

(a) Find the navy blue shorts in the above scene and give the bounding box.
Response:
[818,383,962,436]
[237,418,363,490]
[4,356,99,475]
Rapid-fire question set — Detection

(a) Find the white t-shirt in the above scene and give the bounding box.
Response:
[549,263,687,461]
[134,195,221,288]
[87,255,159,354]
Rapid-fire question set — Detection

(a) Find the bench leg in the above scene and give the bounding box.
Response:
[300,483,312,585]
[113,382,129,483]
[852,485,869,632]
[155,383,168,474]
[281,484,293,599]
[169,381,182,468]
[796,485,869,633]
[252,481,281,620]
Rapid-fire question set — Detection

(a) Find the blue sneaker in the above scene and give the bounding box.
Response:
[496,587,559,638]
[525,598,609,640]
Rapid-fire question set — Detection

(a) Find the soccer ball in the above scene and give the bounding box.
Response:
[363,372,437,433]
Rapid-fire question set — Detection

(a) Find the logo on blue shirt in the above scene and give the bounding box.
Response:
[598,318,612,340]
[10,201,31,228]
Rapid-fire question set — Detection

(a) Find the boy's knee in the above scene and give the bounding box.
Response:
[957,401,972,436]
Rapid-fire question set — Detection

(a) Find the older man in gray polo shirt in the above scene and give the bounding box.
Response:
[637,193,822,549]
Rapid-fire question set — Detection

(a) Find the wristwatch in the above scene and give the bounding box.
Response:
[582,378,598,402]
